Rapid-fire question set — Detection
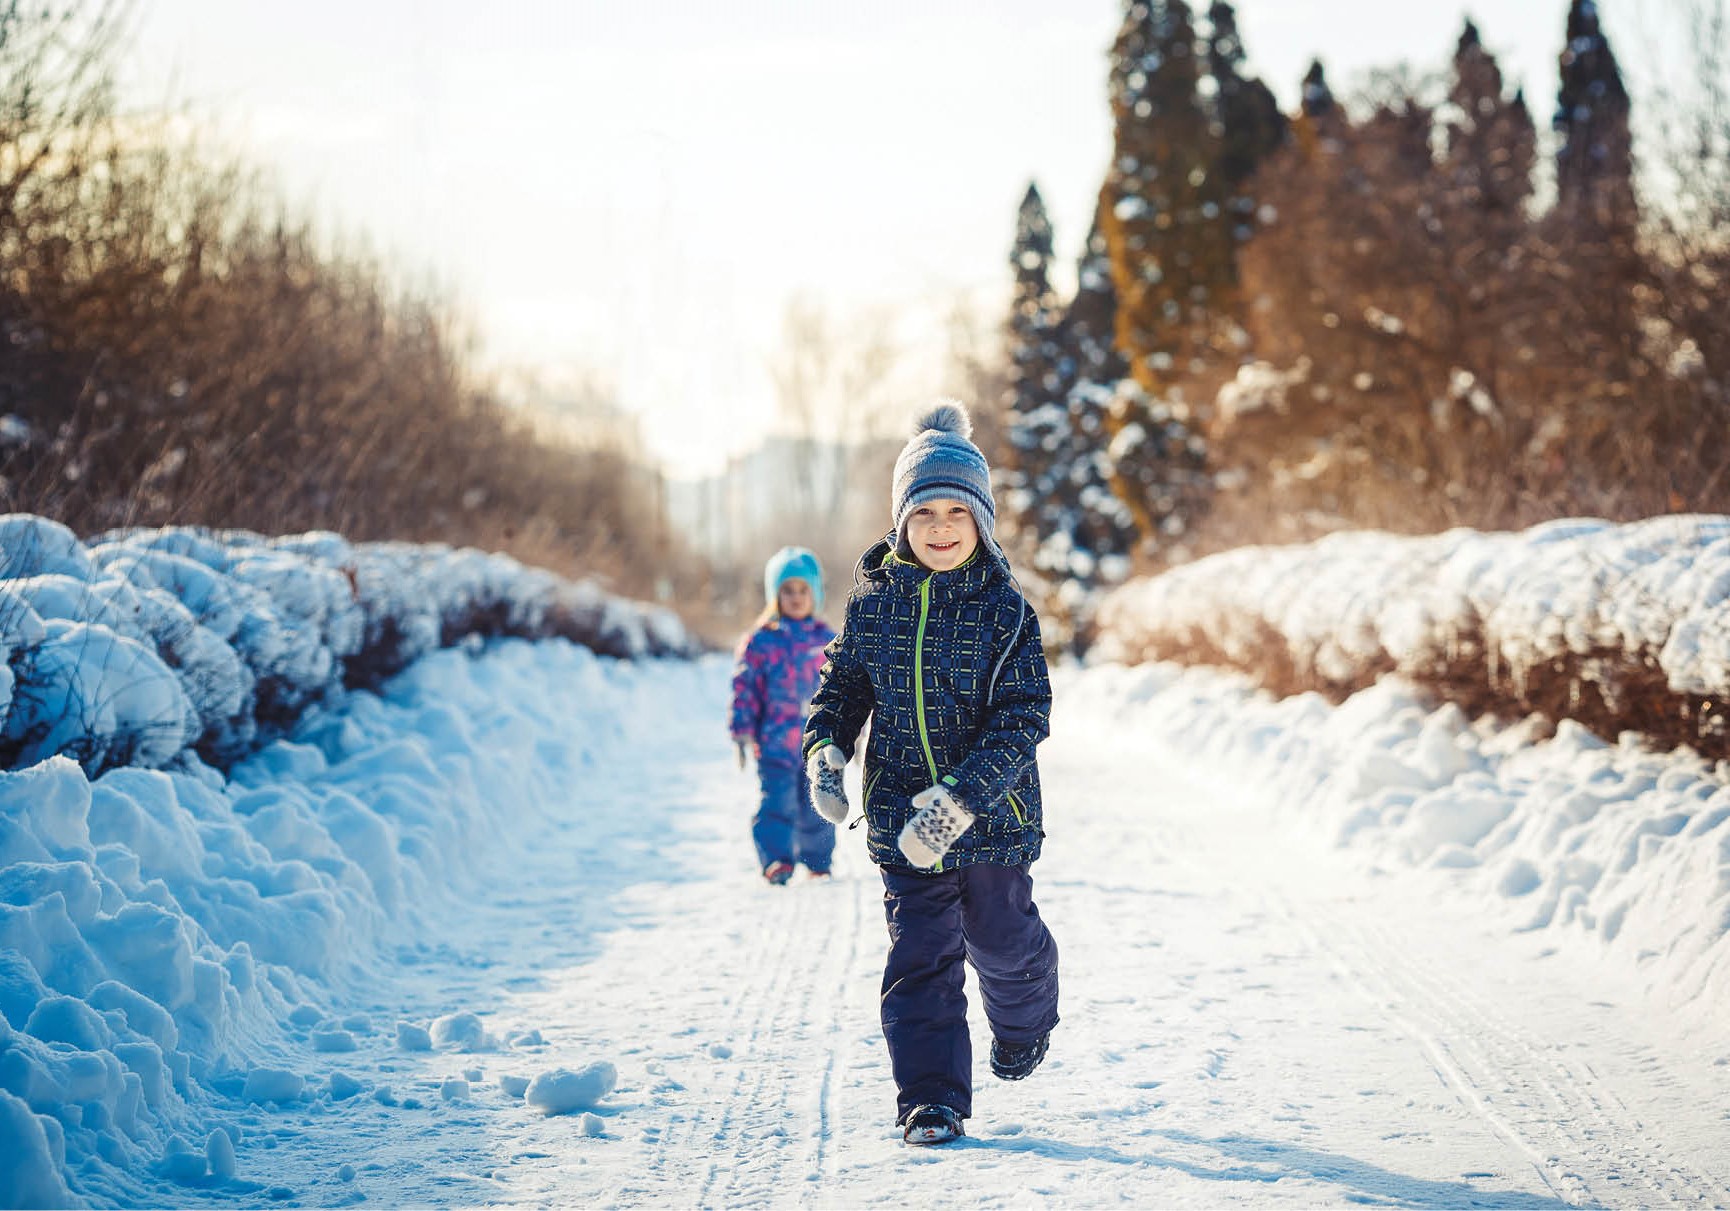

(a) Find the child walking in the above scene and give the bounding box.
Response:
[731,546,839,885]
[802,401,1059,1146]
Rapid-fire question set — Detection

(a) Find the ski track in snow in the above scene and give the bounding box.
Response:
[227,656,1730,1208]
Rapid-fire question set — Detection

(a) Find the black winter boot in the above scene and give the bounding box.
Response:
[990,1031,1049,1081]
[901,1104,964,1145]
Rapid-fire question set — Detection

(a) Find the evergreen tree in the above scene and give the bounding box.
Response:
[1553,0,1633,228]
[1003,197,1141,593]
[1445,21,1535,218]
[1000,183,1069,557]
[1095,0,1225,542]
[1205,0,1287,244]
[1290,59,1345,164]
[1437,20,1538,406]
[1064,216,1127,387]
[1099,0,1229,395]
[1301,59,1335,119]
[1045,213,1141,587]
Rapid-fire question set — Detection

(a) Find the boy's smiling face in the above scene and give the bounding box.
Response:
[905,498,979,572]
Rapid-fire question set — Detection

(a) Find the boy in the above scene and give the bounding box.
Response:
[802,400,1059,1146]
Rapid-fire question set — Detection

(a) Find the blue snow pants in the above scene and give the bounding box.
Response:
[879,863,1060,1122]
[752,759,835,874]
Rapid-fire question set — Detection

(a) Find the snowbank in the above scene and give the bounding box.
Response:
[0,515,696,1205]
[0,635,689,1205]
[1065,661,1730,1021]
[2,513,694,777]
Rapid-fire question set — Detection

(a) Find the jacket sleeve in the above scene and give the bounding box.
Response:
[728,631,765,739]
[945,600,1051,815]
[802,600,874,762]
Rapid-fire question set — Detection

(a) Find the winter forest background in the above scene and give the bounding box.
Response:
[7,0,1727,653]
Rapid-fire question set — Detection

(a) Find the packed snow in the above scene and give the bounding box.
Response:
[3,512,1729,1206]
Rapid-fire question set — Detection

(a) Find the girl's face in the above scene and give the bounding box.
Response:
[777,577,814,619]
[905,499,979,572]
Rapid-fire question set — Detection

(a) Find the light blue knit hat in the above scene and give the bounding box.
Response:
[763,546,824,610]
[891,400,997,555]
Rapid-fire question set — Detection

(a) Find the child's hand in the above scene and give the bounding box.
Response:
[731,733,752,770]
[898,784,976,869]
[806,744,850,823]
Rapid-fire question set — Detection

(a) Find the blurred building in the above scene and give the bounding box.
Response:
[666,434,902,605]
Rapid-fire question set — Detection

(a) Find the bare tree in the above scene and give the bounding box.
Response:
[768,293,896,525]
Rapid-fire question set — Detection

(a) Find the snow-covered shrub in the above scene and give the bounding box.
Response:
[1,513,696,776]
[1095,514,1730,756]
[0,515,97,581]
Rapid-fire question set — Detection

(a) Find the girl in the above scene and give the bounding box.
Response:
[801,401,1059,1145]
[730,546,838,884]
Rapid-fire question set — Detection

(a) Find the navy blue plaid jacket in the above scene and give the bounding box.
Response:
[802,536,1051,871]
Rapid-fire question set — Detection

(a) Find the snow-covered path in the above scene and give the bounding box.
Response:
[223,658,1730,1208]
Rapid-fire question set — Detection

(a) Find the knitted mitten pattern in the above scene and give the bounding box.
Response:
[806,744,850,824]
[898,784,976,868]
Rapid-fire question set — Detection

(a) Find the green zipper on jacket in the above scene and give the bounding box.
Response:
[914,576,940,784]
[1006,789,1028,827]
[914,574,944,870]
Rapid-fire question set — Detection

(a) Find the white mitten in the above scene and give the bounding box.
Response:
[806,744,850,824]
[898,784,976,869]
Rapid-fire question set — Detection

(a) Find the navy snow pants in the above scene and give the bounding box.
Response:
[879,863,1060,1122]
[752,759,835,874]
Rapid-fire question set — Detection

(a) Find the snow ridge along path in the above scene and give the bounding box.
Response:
[207,652,1730,1207]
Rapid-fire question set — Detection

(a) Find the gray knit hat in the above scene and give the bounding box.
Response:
[891,400,997,555]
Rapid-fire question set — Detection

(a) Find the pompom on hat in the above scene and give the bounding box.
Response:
[763,546,824,610]
[890,400,997,555]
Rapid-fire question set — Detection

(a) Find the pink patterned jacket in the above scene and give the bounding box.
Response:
[730,615,837,769]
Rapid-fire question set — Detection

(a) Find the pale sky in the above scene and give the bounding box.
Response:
[121,1,1661,478]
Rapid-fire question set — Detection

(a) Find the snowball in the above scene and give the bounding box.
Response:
[206,1127,238,1180]
[524,1062,617,1116]
[440,1078,469,1101]
[430,1010,489,1051]
[328,1071,365,1101]
[396,1022,433,1051]
[311,1029,356,1052]
[498,1074,530,1098]
[241,1067,304,1104]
